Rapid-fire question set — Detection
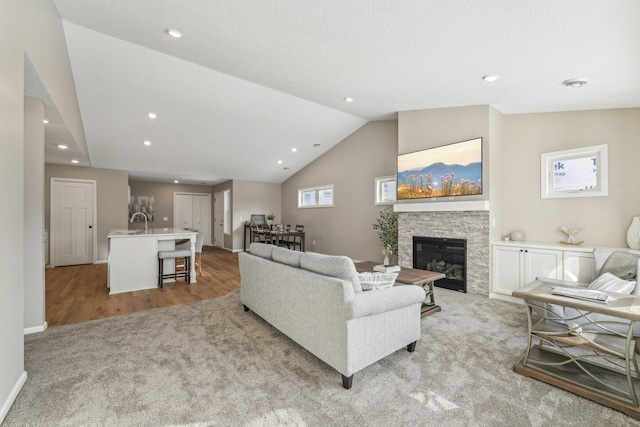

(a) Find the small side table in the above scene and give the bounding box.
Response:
[354,261,445,317]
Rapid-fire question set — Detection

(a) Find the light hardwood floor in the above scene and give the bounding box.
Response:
[45,247,241,327]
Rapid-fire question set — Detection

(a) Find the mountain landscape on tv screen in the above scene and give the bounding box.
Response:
[397,162,482,199]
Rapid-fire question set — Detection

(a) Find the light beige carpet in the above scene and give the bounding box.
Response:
[4,289,638,426]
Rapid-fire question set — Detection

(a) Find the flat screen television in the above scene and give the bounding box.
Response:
[397,137,483,200]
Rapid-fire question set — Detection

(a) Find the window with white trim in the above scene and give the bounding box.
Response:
[375,176,397,205]
[298,185,334,208]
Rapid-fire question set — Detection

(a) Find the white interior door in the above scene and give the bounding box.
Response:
[52,179,95,266]
[214,192,224,247]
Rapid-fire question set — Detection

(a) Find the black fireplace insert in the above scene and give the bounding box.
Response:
[413,236,467,292]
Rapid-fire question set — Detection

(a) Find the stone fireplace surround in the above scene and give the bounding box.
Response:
[397,207,490,295]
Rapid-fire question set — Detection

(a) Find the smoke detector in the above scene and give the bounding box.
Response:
[563,79,587,88]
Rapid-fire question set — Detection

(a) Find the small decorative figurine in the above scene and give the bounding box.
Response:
[560,226,584,245]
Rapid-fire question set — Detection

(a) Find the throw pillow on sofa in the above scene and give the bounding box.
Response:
[358,272,398,291]
[588,272,636,294]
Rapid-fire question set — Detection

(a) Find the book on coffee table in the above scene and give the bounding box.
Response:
[373,264,401,273]
[551,286,616,303]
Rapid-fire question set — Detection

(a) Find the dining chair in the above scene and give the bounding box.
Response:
[287,225,304,251]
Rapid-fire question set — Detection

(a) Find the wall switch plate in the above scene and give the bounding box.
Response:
[163,217,168,221]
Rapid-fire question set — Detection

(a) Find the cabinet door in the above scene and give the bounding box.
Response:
[563,251,594,283]
[492,245,523,295]
[523,248,563,283]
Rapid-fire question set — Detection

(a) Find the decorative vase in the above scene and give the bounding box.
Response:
[383,255,390,266]
[627,217,640,249]
[509,230,526,242]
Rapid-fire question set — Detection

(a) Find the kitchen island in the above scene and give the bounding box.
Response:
[108,228,197,295]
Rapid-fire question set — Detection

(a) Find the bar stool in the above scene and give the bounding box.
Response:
[158,249,191,288]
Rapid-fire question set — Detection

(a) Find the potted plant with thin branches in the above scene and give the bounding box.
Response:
[372,206,398,265]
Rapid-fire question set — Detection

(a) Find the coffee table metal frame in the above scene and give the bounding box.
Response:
[513,280,640,420]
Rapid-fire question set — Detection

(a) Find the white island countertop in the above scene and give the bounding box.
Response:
[108,228,197,294]
[108,228,195,238]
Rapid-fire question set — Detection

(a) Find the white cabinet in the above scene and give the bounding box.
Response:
[492,244,563,298]
[491,242,596,302]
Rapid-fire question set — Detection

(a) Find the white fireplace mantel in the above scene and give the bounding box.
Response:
[393,200,490,212]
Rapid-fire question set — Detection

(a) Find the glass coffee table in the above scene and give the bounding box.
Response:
[354,261,445,317]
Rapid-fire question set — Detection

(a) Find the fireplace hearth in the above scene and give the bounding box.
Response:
[413,236,467,292]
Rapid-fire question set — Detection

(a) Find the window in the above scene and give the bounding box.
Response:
[298,185,334,208]
[541,144,608,199]
[375,176,397,205]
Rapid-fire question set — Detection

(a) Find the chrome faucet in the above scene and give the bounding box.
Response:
[130,212,148,232]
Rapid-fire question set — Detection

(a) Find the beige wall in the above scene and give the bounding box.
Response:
[0,0,86,421]
[502,108,640,246]
[281,121,398,261]
[24,97,46,331]
[129,180,213,237]
[232,180,281,251]
[45,164,129,262]
[213,180,233,249]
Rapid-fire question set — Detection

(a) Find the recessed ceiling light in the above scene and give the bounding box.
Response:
[277,160,283,164]
[482,75,501,82]
[166,29,183,38]
[71,159,79,164]
[174,180,179,184]
[43,119,49,124]
[563,78,587,88]
[56,144,68,150]
[143,140,151,146]
[291,148,297,152]
[148,112,157,119]
[344,97,354,102]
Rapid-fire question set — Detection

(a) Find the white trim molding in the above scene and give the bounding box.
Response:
[394,200,489,212]
[0,371,27,424]
[24,321,48,335]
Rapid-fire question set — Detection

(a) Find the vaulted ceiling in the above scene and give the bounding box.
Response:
[34,0,640,184]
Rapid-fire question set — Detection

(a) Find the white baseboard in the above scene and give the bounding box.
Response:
[0,371,27,425]
[95,259,107,264]
[24,321,48,335]
[489,292,524,305]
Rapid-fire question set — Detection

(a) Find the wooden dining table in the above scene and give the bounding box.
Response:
[242,224,305,251]
[266,230,306,251]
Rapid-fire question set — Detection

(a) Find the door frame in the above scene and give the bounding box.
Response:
[50,177,98,268]
[173,192,212,245]
[213,191,225,248]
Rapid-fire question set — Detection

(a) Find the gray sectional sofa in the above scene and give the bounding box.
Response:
[238,243,426,388]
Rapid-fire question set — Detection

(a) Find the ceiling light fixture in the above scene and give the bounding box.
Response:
[148,112,157,119]
[43,119,49,124]
[143,140,151,146]
[174,180,179,184]
[166,29,183,38]
[482,74,500,82]
[56,144,68,150]
[277,160,283,164]
[71,159,79,164]
[291,148,297,152]
[563,79,587,88]
[344,97,354,102]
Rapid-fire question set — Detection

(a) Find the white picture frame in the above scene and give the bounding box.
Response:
[541,144,608,199]
[375,176,397,205]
